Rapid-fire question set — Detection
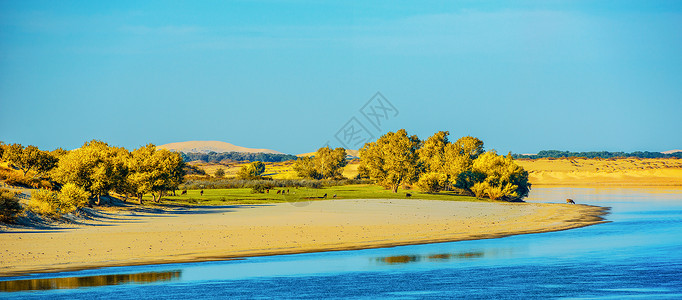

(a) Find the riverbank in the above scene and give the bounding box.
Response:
[0,199,608,277]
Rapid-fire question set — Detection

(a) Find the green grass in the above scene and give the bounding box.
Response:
[144,184,479,206]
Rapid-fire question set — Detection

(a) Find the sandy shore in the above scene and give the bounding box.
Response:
[0,199,608,276]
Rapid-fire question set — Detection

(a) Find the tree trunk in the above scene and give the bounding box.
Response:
[96,194,101,206]
[392,184,399,193]
[138,194,143,205]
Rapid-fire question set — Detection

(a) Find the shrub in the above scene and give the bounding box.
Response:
[470,182,489,199]
[28,189,60,217]
[469,151,531,201]
[58,183,90,214]
[416,172,448,193]
[251,183,266,194]
[214,167,225,178]
[1,171,35,188]
[0,189,22,223]
[28,184,90,217]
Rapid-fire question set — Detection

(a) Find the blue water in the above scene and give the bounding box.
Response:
[2,187,682,299]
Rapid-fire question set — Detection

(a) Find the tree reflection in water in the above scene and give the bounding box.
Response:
[0,270,181,292]
[376,251,484,264]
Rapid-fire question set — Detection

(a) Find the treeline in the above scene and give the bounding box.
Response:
[0,141,185,220]
[514,150,682,159]
[358,130,530,201]
[181,152,297,163]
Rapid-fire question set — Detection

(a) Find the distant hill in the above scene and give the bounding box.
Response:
[158,141,282,154]
[298,149,360,159]
[662,149,682,154]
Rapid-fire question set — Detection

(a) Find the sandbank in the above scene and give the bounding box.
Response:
[0,199,608,276]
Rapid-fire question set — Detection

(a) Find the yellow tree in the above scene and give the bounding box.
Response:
[445,136,485,190]
[293,156,322,179]
[52,140,128,205]
[2,144,58,177]
[360,129,421,193]
[470,151,530,200]
[416,131,449,192]
[128,144,184,203]
[237,161,266,179]
[315,146,348,179]
[417,131,449,174]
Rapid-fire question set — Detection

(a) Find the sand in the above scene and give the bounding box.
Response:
[517,158,682,186]
[0,199,607,277]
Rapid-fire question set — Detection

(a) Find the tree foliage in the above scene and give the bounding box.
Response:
[293,147,348,180]
[469,151,530,200]
[359,129,421,193]
[237,161,266,179]
[360,129,530,200]
[2,144,58,177]
[58,183,91,214]
[418,131,449,174]
[293,156,322,180]
[128,144,185,203]
[214,167,225,178]
[416,172,448,193]
[52,141,185,205]
[52,140,129,204]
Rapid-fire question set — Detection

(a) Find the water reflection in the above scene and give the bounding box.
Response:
[376,251,484,264]
[0,270,181,292]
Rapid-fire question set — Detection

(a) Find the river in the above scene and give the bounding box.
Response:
[1,186,681,299]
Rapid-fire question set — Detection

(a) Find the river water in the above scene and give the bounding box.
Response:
[1,186,681,299]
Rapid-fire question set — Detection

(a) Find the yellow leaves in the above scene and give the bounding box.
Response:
[359,129,421,192]
[294,146,347,180]
[238,161,266,179]
[58,183,90,214]
[29,183,90,217]
[471,150,529,200]
[416,172,448,193]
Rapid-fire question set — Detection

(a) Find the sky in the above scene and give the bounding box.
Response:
[1,0,681,155]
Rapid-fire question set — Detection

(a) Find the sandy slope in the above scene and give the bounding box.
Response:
[0,199,606,276]
[158,141,282,154]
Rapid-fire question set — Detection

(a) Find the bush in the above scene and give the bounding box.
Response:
[470,181,489,199]
[416,172,448,193]
[28,189,60,217]
[251,183,266,194]
[1,170,34,188]
[58,183,90,214]
[0,189,22,223]
[468,151,531,201]
[214,167,225,178]
[29,184,90,217]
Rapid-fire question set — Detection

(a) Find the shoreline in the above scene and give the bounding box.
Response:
[0,199,609,277]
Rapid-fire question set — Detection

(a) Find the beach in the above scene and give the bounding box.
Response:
[0,199,608,276]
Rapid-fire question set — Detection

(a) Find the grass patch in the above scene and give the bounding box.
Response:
[145,184,479,206]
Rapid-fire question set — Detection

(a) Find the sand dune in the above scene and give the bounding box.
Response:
[158,141,282,154]
[517,158,682,186]
[0,199,606,276]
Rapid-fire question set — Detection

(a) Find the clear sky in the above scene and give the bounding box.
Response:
[1,0,681,154]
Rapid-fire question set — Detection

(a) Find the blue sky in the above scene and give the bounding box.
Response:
[1,0,681,154]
